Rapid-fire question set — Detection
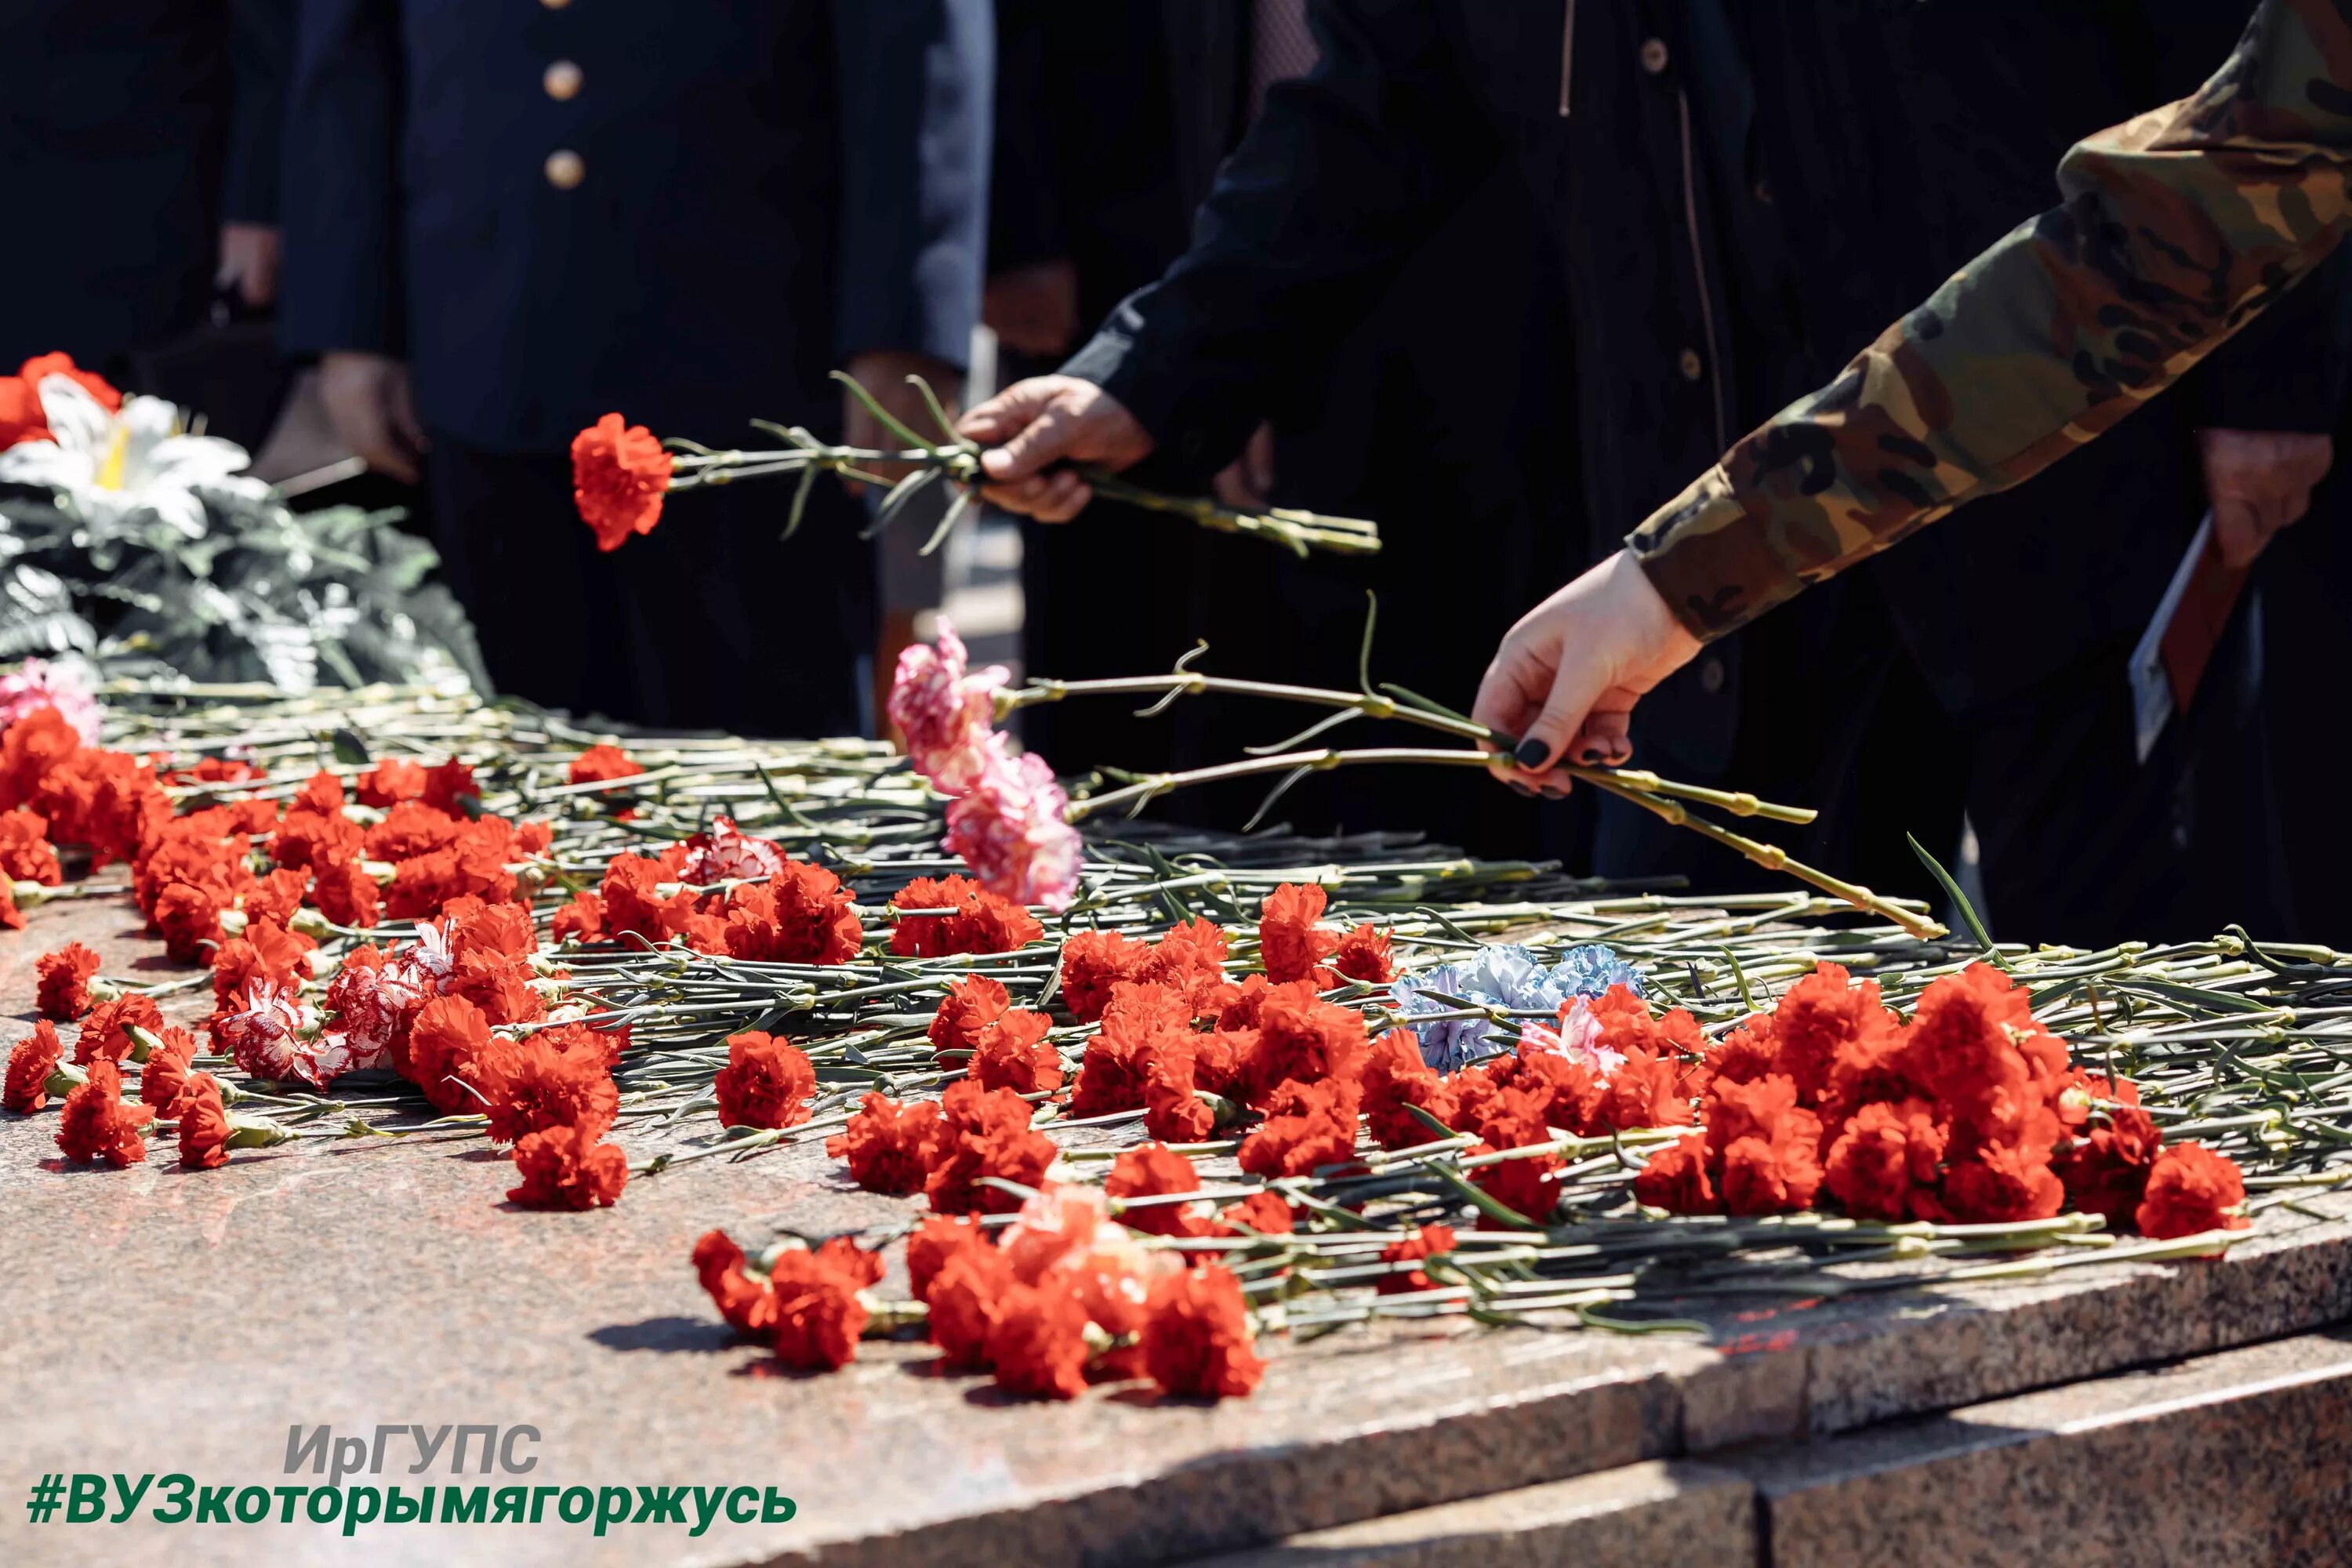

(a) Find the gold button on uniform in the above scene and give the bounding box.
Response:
[544,150,585,189]
[540,0,570,9]
[543,60,583,100]
[1679,348,1704,381]
[1640,38,1670,74]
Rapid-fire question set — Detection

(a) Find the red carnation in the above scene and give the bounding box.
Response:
[1236,1076,1357,1179]
[1107,1142,1210,1238]
[76,994,164,1065]
[692,1230,776,1336]
[769,1240,884,1370]
[506,1122,628,1209]
[3,1019,64,1112]
[889,874,1043,956]
[407,994,495,1114]
[927,974,1009,1058]
[1218,1190,1296,1235]
[1593,1047,1696,1134]
[549,889,607,944]
[985,1279,1092,1399]
[573,413,673,550]
[18,352,120,411]
[34,942,101,1020]
[354,758,426,808]
[1377,1224,1456,1294]
[2135,1142,2249,1240]
[1719,1114,1826,1216]
[1362,1030,1457,1150]
[906,1213,988,1302]
[479,1032,621,1145]
[1939,1141,2063,1224]
[176,1073,231,1170]
[310,855,383,928]
[723,862,862,964]
[1258,883,1337,985]
[568,744,642,786]
[1466,1084,1562,1221]
[138,1027,198,1110]
[56,1058,153,1166]
[924,1080,1057,1214]
[0,373,47,448]
[1824,1098,1947,1221]
[971,1008,1061,1096]
[1070,980,1192,1117]
[713,1030,817,1130]
[2053,1086,2162,1226]
[826,1091,945,1195]
[1241,980,1368,1108]
[927,1243,1015,1368]
[1142,1263,1265,1399]
[0,808,60,884]
[1633,1132,1719,1214]
[1144,1056,1216,1143]
[1327,924,1395,985]
[1058,929,1153,1022]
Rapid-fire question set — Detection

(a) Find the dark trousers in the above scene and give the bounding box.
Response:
[1599,575,2292,949]
[424,440,874,739]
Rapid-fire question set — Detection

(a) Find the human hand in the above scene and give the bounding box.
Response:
[1213,422,1276,511]
[955,376,1154,521]
[2199,428,2333,568]
[318,350,426,483]
[842,350,964,489]
[983,260,1082,359]
[216,222,281,309]
[1471,548,1704,796]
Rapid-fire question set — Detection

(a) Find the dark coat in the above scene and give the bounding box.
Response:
[277,0,992,452]
[1065,1,2332,775]
[0,0,290,370]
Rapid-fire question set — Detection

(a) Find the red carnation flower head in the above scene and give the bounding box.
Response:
[1142,915,1233,1015]
[1069,980,1192,1118]
[767,1238,885,1370]
[927,974,1011,1058]
[826,1091,946,1195]
[985,1278,1093,1399]
[1142,1263,1265,1399]
[354,758,426,808]
[713,1030,817,1131]
[971,1007,1061,1096]
[906,1213,989,1303]
[1592,1047,1696,1134]
[1361,1029,1459,1151]
[1258,883,1337,985]
[1106,1142,1210,1238]
[1236,1076,1358,1180]
[1719,1111,1827,1216]
[77,993,165,1065]
[924,1080,1058,1214]
[0,807,61,884]
[1766,961,1901,1107]
[2053,1083,2162,1226]
[479,1031,621,1145]
[1218,1190,1296,1236]
[572,412,673,550]
[0,372,47,448]
[1242,980,1369,1109]
[176,1073,232,1170]
[56,1057,154,1167]
[506,1122,628,1209]
[692,1229,777,1337]
[1465,1083,1562,1221]
[1328,924,1396,985]
[887,873,1044,957]
[3,1019,65,1112]
[138,1027,198,1110]
[1058,928,1153,1022]
[568,744,642,786]
[1144,1052,1216,1144]
[1938,1141,2063,1224]
[1377,1224,1457,1294]
[19,352,120,412]
[1633,1131,1719,1214]
[406,993,495,1114]
[2135,1142,2249,1240]
[34,942,102,1021]
[1823,1098,1947,1221]
[722,862,862,965]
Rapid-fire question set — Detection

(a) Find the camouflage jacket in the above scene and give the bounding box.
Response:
[1630,0,2352,640]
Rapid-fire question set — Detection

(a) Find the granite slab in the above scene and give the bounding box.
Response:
[4,893,2352,1568]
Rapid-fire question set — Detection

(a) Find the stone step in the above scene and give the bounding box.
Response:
[1178,1328,2352,1568]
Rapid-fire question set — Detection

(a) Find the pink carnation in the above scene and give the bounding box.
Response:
[0,659,101,745]
[888,619,1004,793]
[212,978,326,1086]
[680,815,786,884]
[943,743,1082,912]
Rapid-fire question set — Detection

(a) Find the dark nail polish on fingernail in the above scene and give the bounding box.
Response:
[1514,738,1549,768]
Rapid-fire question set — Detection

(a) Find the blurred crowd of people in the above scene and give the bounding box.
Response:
[6,2,2346,946]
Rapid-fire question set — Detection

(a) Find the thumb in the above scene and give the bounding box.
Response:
[980,398,1081,483]
[957,379,1061,446]
[1510,659,1617,775]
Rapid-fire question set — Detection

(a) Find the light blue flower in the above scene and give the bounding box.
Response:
[1389,943,1645,1073]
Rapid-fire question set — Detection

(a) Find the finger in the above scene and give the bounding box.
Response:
[1512,654,1616,776]
[957,381,1058,445]
[1572,705,1635,765]
[978,474,1063,517]
[980,401,1081,483]
[2211,498,2263,570]
[1031,472,1092,524]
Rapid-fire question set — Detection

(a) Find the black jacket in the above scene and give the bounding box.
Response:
[1064,0,2331,768]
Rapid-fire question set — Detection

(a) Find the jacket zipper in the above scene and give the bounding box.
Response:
[1559,0,1576,116]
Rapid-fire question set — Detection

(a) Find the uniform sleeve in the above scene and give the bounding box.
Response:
[274,0,404,359]
[1057,0,1500,477]
[832,0,994,371]
[221,0,294,225]
[1629,0,2352,640]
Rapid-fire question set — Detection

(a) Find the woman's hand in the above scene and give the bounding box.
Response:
[1472,547,1704,795]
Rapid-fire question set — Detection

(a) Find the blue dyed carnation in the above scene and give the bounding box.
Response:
[1389,943,1645,1073]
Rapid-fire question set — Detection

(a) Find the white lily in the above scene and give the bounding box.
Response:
[0,374,270,539]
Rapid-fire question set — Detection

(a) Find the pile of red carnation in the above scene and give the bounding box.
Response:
[1633,963,2249,1241]
[693,1183,1265,1400]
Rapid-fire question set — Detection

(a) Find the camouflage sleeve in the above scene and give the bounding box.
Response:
[1630,0,2352,639]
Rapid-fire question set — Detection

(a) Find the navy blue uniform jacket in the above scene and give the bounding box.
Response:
[278,0,990,452]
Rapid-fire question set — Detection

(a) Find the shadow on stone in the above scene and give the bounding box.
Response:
[588,1316,741,1354]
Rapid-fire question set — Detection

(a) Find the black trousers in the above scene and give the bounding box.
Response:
[424,440,874,739]
[1597,574,2292,950]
